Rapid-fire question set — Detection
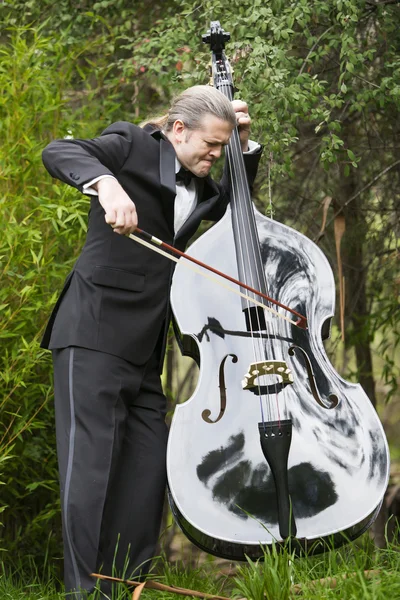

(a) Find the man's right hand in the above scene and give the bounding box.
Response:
[94,178,138,235]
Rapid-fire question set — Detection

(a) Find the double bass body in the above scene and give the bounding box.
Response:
[166,21,389,560]
[167,207,389,559]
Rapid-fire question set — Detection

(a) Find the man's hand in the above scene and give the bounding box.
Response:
[231,99,252,152]
[94,177,138,235]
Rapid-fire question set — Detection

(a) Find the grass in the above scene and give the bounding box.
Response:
[0,534,399,599]
[231,533,400,599]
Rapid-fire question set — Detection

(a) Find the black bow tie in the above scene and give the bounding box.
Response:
[176,167,195,187]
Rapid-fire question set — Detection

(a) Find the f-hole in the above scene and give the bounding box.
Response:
[289,345,339,409]
[202,353,238,423]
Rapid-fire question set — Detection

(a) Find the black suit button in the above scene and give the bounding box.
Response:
[70,172,80,181]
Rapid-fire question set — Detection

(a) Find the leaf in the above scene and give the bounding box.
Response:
[347,149,356,161]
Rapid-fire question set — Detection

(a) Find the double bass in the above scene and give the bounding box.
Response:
[166,21,389,559]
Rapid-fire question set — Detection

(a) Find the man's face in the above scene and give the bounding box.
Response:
[172,114,234,177]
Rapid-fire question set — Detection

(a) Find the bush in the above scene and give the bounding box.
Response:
[0,24,118,568]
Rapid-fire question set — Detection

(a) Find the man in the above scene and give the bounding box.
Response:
[41,85,262,597]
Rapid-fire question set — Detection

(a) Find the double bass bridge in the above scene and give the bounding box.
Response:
[242,360,294,391]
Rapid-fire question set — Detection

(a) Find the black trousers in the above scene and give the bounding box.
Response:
[52,346,168,598]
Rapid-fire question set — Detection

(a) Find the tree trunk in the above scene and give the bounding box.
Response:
[339,171,377,407]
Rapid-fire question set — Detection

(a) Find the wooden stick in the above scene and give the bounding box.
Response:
[91,573,231,600]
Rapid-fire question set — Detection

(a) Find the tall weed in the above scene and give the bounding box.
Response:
[232,543,294,600]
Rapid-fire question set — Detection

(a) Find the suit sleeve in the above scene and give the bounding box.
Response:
[206,145,263,222]
[42,121,137,192]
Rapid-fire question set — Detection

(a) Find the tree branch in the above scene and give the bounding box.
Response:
[298,26,334,75]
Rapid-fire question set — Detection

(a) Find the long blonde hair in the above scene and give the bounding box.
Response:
[141,85,236,131]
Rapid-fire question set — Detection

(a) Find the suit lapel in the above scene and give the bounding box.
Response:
[158,138,177,234]
[147,127,176,235]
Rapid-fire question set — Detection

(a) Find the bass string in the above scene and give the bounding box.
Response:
[228,134,281,426]
[219,86,269,421]
[226,132,270,422]
[220,84,285,426]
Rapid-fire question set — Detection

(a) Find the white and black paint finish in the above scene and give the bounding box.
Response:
[167,206,389,560]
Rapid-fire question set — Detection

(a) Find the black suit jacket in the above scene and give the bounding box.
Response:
[41,121,262,367]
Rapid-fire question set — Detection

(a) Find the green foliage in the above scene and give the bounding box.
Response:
[230,535,400,599]
[0,570,62,600]
[0,24,121,568]
[289,534,400,599]
[233,543,294,600]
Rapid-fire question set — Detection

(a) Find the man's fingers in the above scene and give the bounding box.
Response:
[114,208,126,229]
[131,205,138,229]
[99,180,138,234]
[236,113,251,127]
[231,101,252,144]
[124,211,133,232]
[105,209,117,226]
[109,207,138,235]
[123,206,138,232]
[231,99,249,114]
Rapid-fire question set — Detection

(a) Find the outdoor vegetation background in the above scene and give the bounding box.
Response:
[0,0,399,583]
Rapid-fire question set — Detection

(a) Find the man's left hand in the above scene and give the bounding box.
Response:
[231,100,251,152]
